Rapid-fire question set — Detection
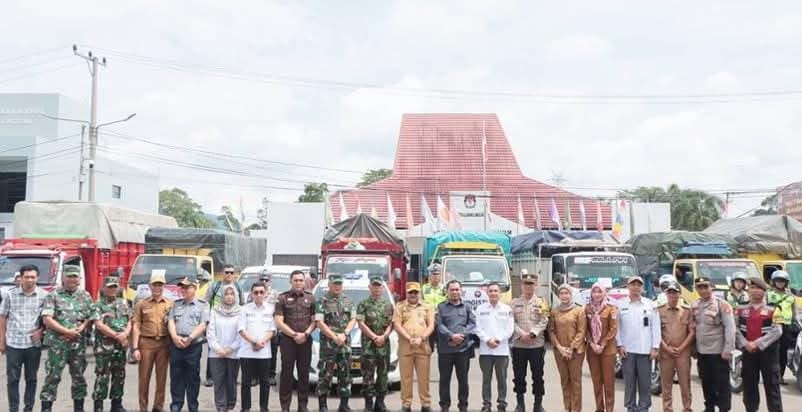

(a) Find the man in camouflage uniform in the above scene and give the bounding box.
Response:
[92,276,132,412]
[39,265,97,412]
[356,275,395,412]
[315,274,357,412]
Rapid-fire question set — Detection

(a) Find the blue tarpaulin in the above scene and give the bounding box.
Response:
[423,231,511,267]
[510,230,606,255]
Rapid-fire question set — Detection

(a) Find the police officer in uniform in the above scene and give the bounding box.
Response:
[315,274,356,412]
[657,281,695,412]
[692,276,736,412]
[727,272,749,308]
[767,270,798,384]
[735,277,784,412]
[274,270,317,412]
[356,275,395,412]
[39,265,97,412]
[422,263,446,308]
[510,270,549,412]
[92,276,132,412]
[167,277,209,412]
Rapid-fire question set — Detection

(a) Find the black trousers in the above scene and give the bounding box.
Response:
[169,342,202,412]
[697,353,732,412]
[5,346,42,412]
[742,344,783,412]
[279,336,312,410]
[269,335,279,379]
[511,347,545,397]
[778,325,794,378]
[438,352,471,410]
[241,358,270,412]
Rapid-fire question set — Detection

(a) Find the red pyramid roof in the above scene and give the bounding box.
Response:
[331,113,612,229]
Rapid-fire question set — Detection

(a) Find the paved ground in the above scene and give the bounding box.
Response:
[2,347,801,411]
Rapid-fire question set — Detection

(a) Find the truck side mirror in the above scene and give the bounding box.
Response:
[393,268,402,281]
[554,272,565,285]
[309,270,318,279]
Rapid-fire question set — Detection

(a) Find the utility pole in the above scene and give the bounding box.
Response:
[73,45,106,202]
[78,124,86,200]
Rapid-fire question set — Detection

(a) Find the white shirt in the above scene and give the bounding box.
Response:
[207,311,242,359]
[237,302,276,359]
[615,296,661,355]
[474,301,515,356]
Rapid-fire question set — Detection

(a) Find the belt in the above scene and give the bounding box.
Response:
[142,335,166,341]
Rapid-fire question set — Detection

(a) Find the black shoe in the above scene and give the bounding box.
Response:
[480,406,491,412]
[297,405,310,412]
[532,396,545,412]
[400,407,412,412]
[420,407,431,412]
[514,394,525,412]
[338,397,352,412]
[363,397,374,412]
[94,400,104,412]
[75,399,86,412]
[319,396,329,412]
[110,399,126,412]
[204,378,214,387]
[41,401,53,412]
[373,396,387,412]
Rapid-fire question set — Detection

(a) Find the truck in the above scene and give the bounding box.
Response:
[422,231,511,310]
[321,214,408,301]
[125,228,267,303]
[0,201,177,299]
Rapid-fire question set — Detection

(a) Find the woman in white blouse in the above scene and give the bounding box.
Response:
[207,285,242,412]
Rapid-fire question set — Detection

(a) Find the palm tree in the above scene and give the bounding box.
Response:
[620,184,723,231]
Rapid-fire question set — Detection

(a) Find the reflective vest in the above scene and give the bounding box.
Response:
[767,289,794,325]
[422,283,446,308]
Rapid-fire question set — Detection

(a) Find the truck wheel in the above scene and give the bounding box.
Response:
[650,361,661,396]
[615,354,623,379]
[796,367,802,393]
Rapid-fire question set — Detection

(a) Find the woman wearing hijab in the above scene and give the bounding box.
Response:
[548,284,587,412]
[207,285,242,412]
[584,282,619,412]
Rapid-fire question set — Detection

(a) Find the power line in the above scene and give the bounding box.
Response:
[0,46,67,66]
[0,133,80,156]
[0,62,81,86]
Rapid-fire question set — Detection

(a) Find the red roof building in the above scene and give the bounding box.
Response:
[330,113,612,230]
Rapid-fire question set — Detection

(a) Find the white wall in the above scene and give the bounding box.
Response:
[263,202,325,264]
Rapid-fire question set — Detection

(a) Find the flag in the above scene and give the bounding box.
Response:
[596,201,604,231]
[612,199,628,241]
[484,197,493,228]
[564,199,573,230]
[405,194,414,229]
[436,195,452,230]
[370,205,378,219]
[481,128,488,168]
[450,203,463,230]
[324,194,335,227]
[549,198,562,230]
[338,192,349,222]
[355,196,363,215]
[579,200,587,231]
[386,193,397,229]
[421,194,436,233]
[517,195,526,228]
[533,195,542,230]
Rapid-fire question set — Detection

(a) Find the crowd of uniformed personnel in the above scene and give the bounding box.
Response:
[0,260,798,412]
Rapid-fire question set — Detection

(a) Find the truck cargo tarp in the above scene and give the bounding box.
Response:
[424,231,511,266]
[703,215,802,258]
[626,231,738,275]
[13,201,178,249]
[322,214,404,248]
[511,230,607,255]
[145,228,267,270]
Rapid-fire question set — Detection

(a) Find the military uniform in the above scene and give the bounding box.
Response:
[356,276,395,411]
[509,273,550,412]
[314,275,355,401]
[657,292,694,412]
[39,270,97,409]
[92,277,132,409]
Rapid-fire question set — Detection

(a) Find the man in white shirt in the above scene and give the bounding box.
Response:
[238,282,277,412]
[475,282,515,412]
[616,276,661,412]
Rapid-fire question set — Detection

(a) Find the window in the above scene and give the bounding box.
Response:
[111,185,122,199]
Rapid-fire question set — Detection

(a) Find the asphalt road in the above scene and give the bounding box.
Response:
[1,347,800,412]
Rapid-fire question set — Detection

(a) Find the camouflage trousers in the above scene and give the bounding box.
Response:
[360,351,390,396]
[40,341,88,402]
[317,348,352,397]
[92,347,126,401]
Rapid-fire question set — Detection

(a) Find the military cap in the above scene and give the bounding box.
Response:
[104,276,120,287]
[694,277,713,287]
[150,272,166,285]
[63,265,81,277]
[627,275,644,285]
[177,276,197,287]
[748,277,769,291]
[328,274,344,284]
[369,274,384,284]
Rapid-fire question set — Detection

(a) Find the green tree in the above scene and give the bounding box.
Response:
[620,184,723,231]
[357,168,392,187]
[298,182,328,202]
[218,205,242,232]
[159,188,215,228]
[244,197,269,232]
[753,193,778,216]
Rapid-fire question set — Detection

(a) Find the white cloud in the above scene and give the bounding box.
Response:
[541,33,612,63]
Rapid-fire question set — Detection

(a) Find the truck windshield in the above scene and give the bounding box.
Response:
[565,255,636,289]
[129,256,198,287]
[698,261,760,286]
[326,256,388,279]
[787,263,802,291]
[0,256,53,285]
[443,257,509,285]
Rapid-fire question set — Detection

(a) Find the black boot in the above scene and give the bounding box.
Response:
[94,400,103,412]
[532,396,544,412]
[74,399,86,412]
[514,394,525,412]
[373,395,387,412]
[363,397,374,412]
[41,401,53,412]
[319,396,329,412]
[338,396,352,412]
[110,399,126,412]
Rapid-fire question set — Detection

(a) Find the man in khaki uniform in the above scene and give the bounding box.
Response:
[393,282,435,412]
[132,273,174,412]
[657,281,695,412]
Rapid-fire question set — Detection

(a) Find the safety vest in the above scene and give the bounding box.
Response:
[735,303,781,343]
[422,283,446,308]
[767,289,794,325]
[727,289,749,308]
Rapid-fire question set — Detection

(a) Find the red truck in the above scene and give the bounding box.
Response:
[320,214,408,300]
[0,201,177,299]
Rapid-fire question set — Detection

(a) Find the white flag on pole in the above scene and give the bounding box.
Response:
[338,192,349,222]
[436,195,452,230]
[421,194,437,234]
[386,193,397,229]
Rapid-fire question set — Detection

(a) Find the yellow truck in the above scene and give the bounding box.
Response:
[673,258,761,303]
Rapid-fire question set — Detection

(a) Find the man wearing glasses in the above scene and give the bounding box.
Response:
[238,282,277,412]
[204,264,244,387]
[691,276,736,412]
[167,277,209,412]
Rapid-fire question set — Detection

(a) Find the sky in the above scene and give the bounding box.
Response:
[3,0,802,223]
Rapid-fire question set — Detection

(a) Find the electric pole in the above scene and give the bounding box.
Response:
[78,124,86,200]
[73,45,106,202]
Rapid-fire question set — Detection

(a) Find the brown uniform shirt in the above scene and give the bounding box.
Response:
[585,304,619,355]
[133,296,173,338]
[394,300,434,354]
[274,289,315,335]
[658,302,694,356]
[549,305,587,354]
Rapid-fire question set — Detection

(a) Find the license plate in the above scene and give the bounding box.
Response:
[351,361,360,369]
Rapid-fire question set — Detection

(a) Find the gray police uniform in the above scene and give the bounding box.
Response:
[692,297,735,412]
[168,298,209,412]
